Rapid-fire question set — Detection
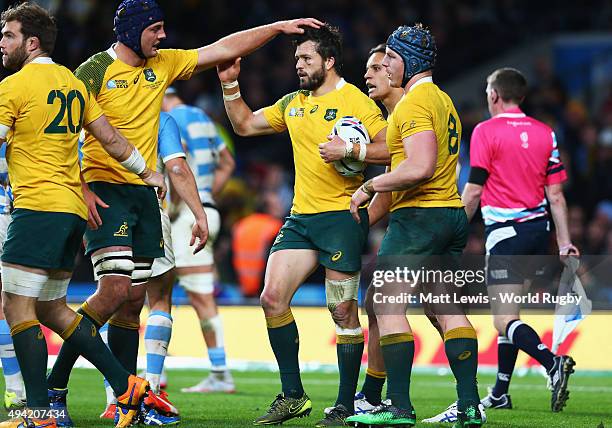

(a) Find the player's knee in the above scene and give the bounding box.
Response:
[325,274,359,314]
[330,300,357,328]
[260,287,282,313]
[494,316,515,335]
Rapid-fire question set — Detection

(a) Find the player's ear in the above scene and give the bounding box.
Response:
[25,35,40,53]
[325,56,335,71]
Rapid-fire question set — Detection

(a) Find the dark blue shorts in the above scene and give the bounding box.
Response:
[485,217,550,285]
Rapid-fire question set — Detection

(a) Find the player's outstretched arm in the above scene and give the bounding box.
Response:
[545,183,579,256]
[217,58,277,137]
[165,157,209,254]
[85,115,167,199]
[195,18,323,74]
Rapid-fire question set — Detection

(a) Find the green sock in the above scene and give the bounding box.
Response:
[335,333,365,411]
[360,368,386,405]
[62,315,129,396]
[47,303,104,389]
[11,321,49,407]
[108,320,140,374]
[444,327,480,411]
[380,333,414,411]
[266,310,303,399]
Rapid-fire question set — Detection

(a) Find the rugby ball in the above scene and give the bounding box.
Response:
[332,116,370,177]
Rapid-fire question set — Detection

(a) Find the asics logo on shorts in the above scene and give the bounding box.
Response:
[113,222,129,237]
[331,251,343,262]
[274,231,284,244]
[458,351,472,360]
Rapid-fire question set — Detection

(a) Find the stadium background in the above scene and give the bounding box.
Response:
[1,0,611,372]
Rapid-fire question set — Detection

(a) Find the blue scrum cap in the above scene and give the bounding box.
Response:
[114,0,164,59]
[386,24,436,86]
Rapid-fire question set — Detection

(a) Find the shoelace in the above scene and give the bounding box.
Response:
[268,394,286,412]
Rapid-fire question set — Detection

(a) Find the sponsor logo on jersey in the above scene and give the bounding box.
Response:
[310,105,319,114]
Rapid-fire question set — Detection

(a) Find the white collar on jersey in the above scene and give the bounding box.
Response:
[31,57,54,64]
[408,76,433,92]
[106,44,118,60]
[336,78,346,90]
[495,111,527,118]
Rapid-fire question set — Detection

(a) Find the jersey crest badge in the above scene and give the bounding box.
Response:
[324,109,337,121]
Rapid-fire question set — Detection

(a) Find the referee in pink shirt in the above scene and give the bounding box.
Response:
[462,68,579,413]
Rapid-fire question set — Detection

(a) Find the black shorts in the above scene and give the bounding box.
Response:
[485,217,550,285]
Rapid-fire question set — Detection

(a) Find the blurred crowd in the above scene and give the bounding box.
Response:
[2,0,609,298]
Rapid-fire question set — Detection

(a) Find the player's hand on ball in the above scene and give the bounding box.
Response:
[350,186,372,223]
[191,216,209,254]
[217,58,241,82]
[277,18,323,34]
[319,134,347,163]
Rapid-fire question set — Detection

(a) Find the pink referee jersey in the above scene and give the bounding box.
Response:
[470,107,567,226]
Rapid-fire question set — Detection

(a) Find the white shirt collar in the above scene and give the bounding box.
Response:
[106,44,118,60]
[336,78,346,90]
[494,112,527,118]
[31,57,54,64]
[408,76,433,92]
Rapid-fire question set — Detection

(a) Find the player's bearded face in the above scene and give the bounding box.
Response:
[295,41,327,91]
[0,23,30,71]
[298,62,325,91]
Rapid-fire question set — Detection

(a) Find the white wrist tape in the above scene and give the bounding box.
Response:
[223,91,241,101]
[358,142,367,162]
[344,140,353,159]
[221,80,238,89]
[120,146,146,175]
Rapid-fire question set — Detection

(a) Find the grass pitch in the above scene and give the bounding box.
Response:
[1,369,611,427]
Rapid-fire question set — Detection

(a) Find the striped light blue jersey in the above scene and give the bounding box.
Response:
[0,144,12,214]
[167,105,224,204]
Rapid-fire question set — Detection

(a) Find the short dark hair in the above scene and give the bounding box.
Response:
[487,68,527,104]
[368,43,386,57]
[293,23,343,75]
[1,2,57,55]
